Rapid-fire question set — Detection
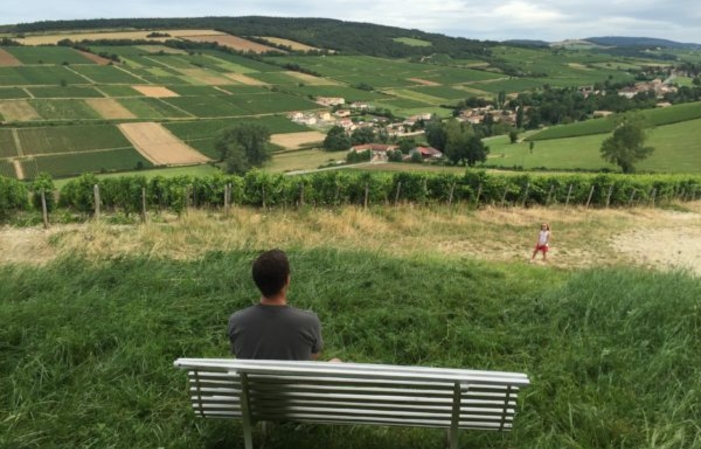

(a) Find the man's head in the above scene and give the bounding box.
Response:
[252,249,290,298]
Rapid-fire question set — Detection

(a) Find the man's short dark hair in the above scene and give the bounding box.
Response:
[252,249,290,297]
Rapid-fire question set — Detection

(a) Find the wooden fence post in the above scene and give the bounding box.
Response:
[500,187,508,207]
[521,182,530,207]
[261,186,266,209]
[140,187,147,223]
[545,184,554,206]
[299,182,305,207]
[585,185,595,208]
[93,184,100,219]
[474,183,482,208]
[422,178,428,205]
[364,183,369,210]
[448,183,455,206]
[628,189,636,207]
[650,188,657,207]
[224,183,231,214]
[394,181,402,206]
[565,184,573,207]
[41,190,49,229]
[605,185,613,208]
[334,183,341,206]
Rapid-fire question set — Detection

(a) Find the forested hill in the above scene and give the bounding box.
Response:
[586,36,701,49]
[10,16,496,58]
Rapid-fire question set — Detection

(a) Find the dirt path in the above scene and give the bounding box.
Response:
[1,204,700,276]
[12,160,24,180]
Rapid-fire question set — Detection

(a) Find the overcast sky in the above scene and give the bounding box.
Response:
[3,0,701,43]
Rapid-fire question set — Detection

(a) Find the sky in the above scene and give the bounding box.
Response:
[3,0,701,44]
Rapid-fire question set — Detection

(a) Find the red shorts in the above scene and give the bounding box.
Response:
[534,244,549,253]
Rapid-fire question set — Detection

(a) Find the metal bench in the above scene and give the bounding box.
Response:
[174,358,530,449]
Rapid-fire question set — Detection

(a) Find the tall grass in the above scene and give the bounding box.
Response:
[1,247,700,449]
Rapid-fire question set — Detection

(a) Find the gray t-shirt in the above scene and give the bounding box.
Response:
[228,304,323,360]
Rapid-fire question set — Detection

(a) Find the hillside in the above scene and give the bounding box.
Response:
[586,36,701,49]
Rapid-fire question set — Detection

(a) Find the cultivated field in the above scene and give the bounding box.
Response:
[183,34,284,53]
[0,100,40,121]
[85,98,137,119]
[0,48,22,66]
[259,37,321,51]
[270,131,326,150]
[118,122,211,165]
[131,85,179,98]
[12,29,225,45]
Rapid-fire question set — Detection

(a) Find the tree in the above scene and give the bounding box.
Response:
[424,117,447,151]
[215,123,271,175]
[323,126,351,152]
[509,130,518,144]
[350,127,376,145]
[600,121,654,173]
[443,120,489,167]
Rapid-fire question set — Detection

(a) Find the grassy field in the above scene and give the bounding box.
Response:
[267,148,345,173]
[0,87,30,99]
[487,118,701,173]
[22,148,154,178]
[16,124,133,155]
[393,37,432,47]
[529,101,701,141]
[28,99,102,120]
[27,85,104,98]
[3,45,95,65]
[70,65,146,84]
[1,204,700,449]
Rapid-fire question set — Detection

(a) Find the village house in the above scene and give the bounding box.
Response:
[593,110,614,118]
[412,146,443,160]
[334,109,351,118]
[351,143,399,161]
[350,102,370,110]
[316,96,345,107]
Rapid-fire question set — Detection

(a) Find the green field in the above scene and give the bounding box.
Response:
[28,99,102,120]
[165,85,226,96]
[0,66,86,86]
[3,46,95,65]
[160,96,248,118]
[0,129,18,157]
[267,148,345,173]
[529,101,701,141]
[22,148,154,178]
[17,125,133,155]
[96,85,143,97]
[393,37,432,47]
[117,97,192,119]
[0,159,15,178]
[0,87,30,99]
[70,65,146,84]
[487,118,701,173]
[28,85,104,98]
[279,85,390,102]
[222,92,319,114]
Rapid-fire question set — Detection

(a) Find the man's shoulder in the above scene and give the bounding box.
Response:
[285,305,320,321]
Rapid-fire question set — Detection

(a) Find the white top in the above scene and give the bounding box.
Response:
[538,230,550,245]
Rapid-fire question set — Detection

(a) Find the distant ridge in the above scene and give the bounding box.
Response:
[586,36,701,49]
[503,39,549,47]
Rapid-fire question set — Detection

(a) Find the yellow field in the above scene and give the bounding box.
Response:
[13,29,225,45]
[259,37,320,52]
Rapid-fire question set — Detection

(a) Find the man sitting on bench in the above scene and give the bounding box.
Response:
[228,249,324,361]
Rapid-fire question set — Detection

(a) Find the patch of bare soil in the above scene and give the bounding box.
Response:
[222,73,268,86]
[408,78,440,86]
[77,51,112,65]
[0,48,22,66]
[131,85,179,98]
[271,131,326,150]
[0,100,41,121]
[118,122,210,165]
[611,210,701,275]
[184,35,284,54]
[85,98,136,119]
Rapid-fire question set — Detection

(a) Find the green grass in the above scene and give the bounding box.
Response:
[278,85,390,102]
[17,125,133,155]
[1,248,700,449]
[27,86,104,98]
[52,164,221,189]
[28,99,102,120]
[221,92,319,114]
[267,148,346,173]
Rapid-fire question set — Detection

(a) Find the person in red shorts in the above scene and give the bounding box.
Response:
[530,222,551,263]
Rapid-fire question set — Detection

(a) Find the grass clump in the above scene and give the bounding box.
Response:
[1,249,700,449]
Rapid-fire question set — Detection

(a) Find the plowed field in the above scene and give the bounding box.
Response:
[118,122,210,165]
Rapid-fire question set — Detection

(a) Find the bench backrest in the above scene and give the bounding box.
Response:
[174,358,530,431]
